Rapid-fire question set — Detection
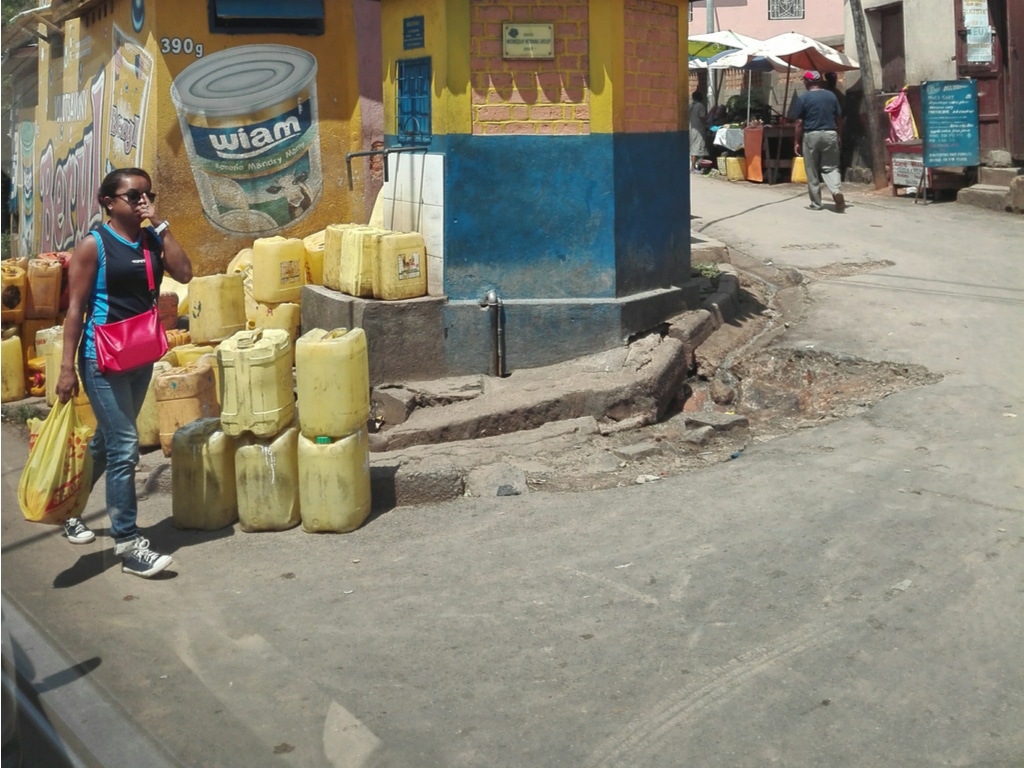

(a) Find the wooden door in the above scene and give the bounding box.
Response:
[955,0,1008,157]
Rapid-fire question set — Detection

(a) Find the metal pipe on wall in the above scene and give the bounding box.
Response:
[480,290,505,377]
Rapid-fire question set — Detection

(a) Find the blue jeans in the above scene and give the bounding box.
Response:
[78,357,153,543]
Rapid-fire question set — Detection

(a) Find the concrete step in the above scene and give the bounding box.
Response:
[957,184,1010,213]
[978,166,1021,187]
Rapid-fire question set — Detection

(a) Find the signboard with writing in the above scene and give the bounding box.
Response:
[403,16,424,50]
[891,153,924,187]
[502,23,554,60]
[921,80,980,168]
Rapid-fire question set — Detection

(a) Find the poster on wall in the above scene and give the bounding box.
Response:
[109,24,154,170]
[169,44,323,236]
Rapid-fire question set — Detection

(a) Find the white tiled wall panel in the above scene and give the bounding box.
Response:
[382,152,445,296]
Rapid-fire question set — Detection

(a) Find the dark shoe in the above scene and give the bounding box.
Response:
[833,192,846,213]
[63,517,95,544]
[120,538,172,578]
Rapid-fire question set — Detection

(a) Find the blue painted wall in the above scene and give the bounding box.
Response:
[443,134,617,300]
[613,132,691,296]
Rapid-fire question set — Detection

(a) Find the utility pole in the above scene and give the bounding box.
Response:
[705,0,715,106]
[849,0,889,189]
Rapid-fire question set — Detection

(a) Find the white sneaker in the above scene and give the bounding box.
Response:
[119,538,172,579]
[63,517,96,544]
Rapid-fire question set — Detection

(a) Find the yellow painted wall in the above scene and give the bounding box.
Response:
[382,0,472,136]
[16,0,366,276]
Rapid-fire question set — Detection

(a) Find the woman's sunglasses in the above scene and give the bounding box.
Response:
[114,189,156,205]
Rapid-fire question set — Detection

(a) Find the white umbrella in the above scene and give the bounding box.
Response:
[756,31,859,74]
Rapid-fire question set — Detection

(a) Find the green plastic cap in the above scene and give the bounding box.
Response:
[315,436,331,444]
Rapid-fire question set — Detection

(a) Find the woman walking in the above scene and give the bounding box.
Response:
[56,168,192,578]
[689,90,709,173]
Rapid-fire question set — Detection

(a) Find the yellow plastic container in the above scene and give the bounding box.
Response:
[171,417,238,530]
[217,329,295,438]
[42,328,63,407]
[173,343,216,368]
[791,156,807,184]
[1,262,27,323]
[322,223,360,291]
[726,156,747,182]
[340,227,382,298]
[374,232,428,301]
[154,357,220,457]
[252,236,304,304]
[25,259,62,320]
[298,428,371,533]
[295,328,370,439]
[235,425,301,532]
[136,360,173,448]
[21,318,54,364]
[255,301,301,365]
[302,230,325,286]
[188,273,246,344]
[228,247,253,274]
[40,331,95,426]
[1,335,26,402]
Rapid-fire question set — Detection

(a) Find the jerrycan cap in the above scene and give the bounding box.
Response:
[236,330,261,349]
[315,436,331,444]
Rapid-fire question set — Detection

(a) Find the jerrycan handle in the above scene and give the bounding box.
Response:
[236,329,263,349]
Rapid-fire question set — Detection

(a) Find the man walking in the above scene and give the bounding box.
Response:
[790,71,845,213]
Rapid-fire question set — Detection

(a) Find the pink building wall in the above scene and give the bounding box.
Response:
[689,0,845,43]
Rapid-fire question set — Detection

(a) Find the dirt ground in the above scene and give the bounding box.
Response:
[496,259,942,495]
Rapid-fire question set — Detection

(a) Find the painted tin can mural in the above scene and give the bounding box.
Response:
[170,45,323,236]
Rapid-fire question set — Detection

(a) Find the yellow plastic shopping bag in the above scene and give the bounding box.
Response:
[18,400,94,525]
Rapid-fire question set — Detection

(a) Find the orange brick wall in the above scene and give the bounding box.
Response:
[470,0,590,135]
[623,0,679,133]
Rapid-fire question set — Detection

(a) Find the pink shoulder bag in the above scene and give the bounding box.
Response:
[93,241,167,374]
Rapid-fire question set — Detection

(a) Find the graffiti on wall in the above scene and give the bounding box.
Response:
[169,44,323,235]
[38,71,105,252]
[18,123,35,258]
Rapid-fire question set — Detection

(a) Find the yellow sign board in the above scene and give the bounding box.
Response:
[502,23,555,60]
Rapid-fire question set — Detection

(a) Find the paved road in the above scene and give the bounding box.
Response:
[3,180,1022,767]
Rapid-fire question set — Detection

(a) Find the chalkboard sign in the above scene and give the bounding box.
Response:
[921,80,980,168]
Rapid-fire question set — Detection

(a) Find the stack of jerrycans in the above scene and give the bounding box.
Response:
[218,328,299,532]
[295,328,372,533]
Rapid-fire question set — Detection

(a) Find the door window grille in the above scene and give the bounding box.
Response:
[397,58,432,146]
[768,0,805,20]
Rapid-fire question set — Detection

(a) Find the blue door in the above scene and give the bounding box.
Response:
[397,57,432,146]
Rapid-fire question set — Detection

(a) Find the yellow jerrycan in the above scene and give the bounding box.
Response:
[25,259,62,319]
[295,328,370,439]
[188,273,246,344]
[217,328,295,438]
[298,428,371,533]
[235,424,301,532]
[302,230,326,286]
[171,417,238,530]
[136,360,173,448]
[340,227,383,297]
[322,223,360,291]
[1,334,26,403]
[252,236,304,304]
[1,262,27,323]
[374,232,428,300]
[154,356,220,456]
